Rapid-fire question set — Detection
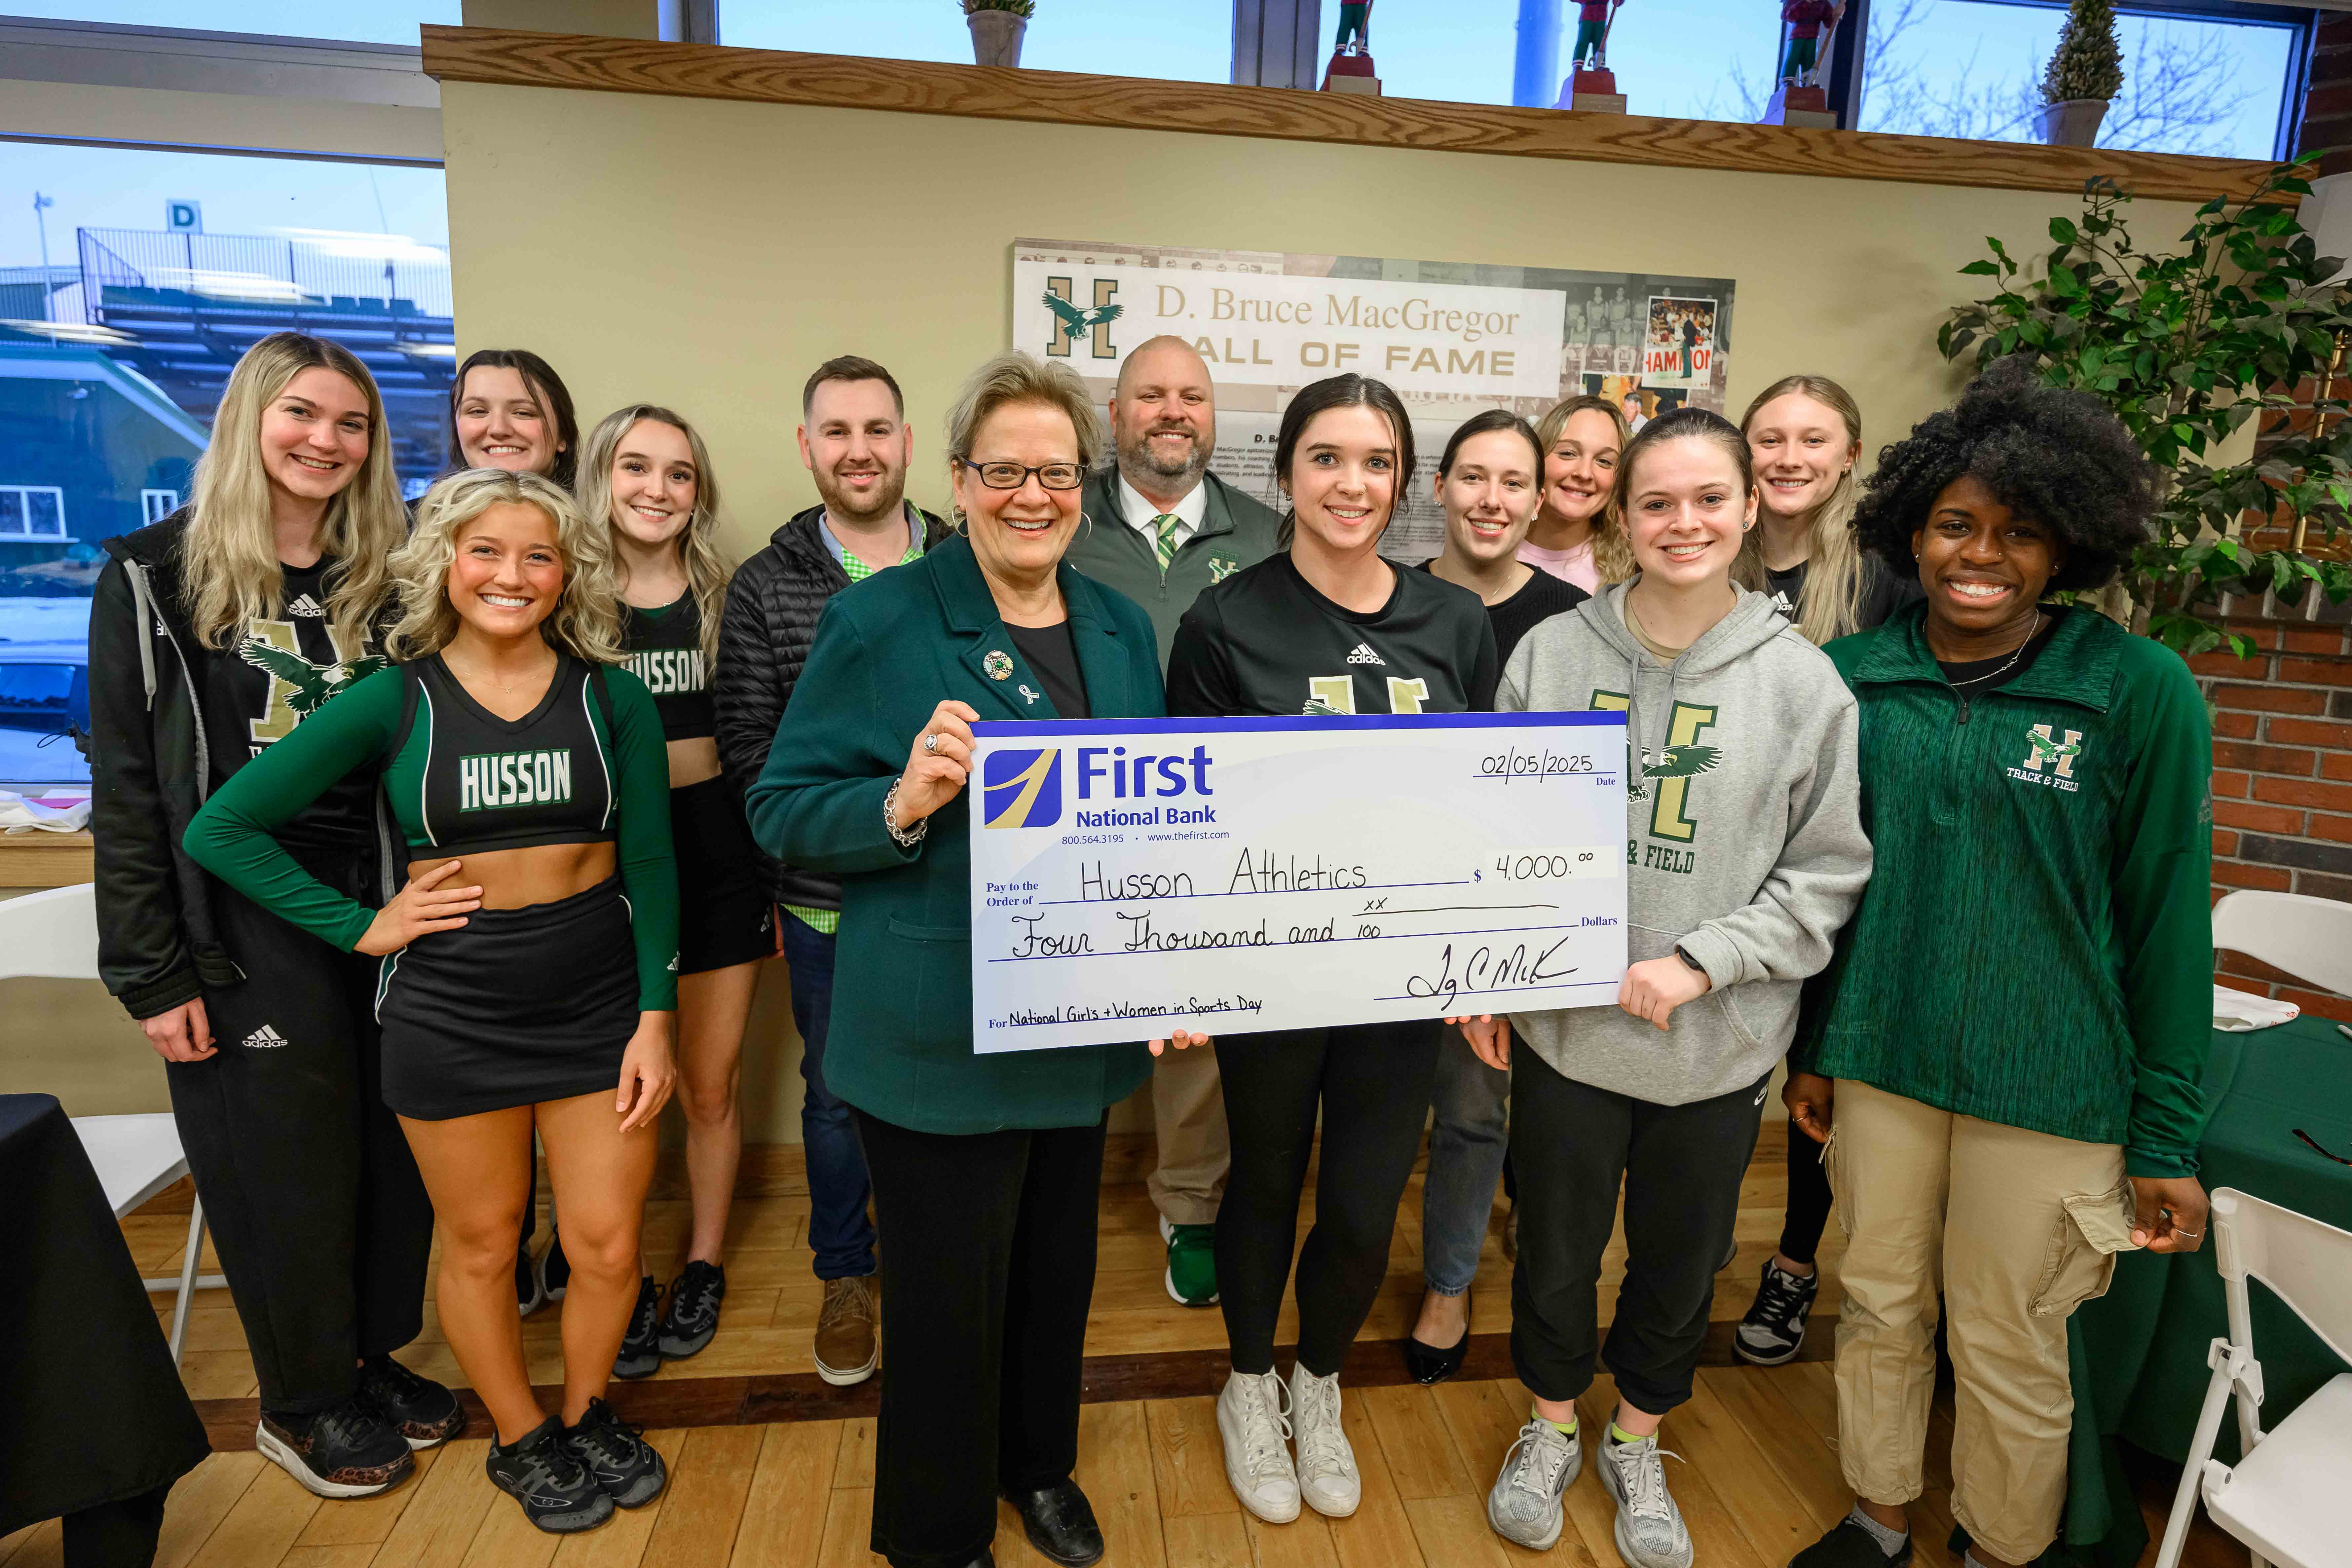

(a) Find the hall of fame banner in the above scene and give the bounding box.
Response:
[964,713,1630,1054]
[1011,237,1736,560]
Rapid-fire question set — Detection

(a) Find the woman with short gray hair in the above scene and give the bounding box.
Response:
[750,353,1194,1568]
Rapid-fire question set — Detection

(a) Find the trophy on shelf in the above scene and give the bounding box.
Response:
[1322,0,1382,95]
[1762,0,1843,127]
[1556,0,1628,114]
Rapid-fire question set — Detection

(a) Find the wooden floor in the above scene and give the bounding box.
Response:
[3,1129,2239,1568]
[92,1125,1851,1406]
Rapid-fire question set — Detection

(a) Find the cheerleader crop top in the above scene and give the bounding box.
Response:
[181,653,679,1010]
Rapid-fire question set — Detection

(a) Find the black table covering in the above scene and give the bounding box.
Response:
[0,1094,210,1539]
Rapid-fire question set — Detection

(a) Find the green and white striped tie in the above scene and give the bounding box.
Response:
[1153,513,1182,573]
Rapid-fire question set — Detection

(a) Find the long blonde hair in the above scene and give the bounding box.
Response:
[182,332,406,650]
[1534,393,1638,584]
[1739,374,1867,645]
[385,469,625,665]
[576,405,733,665]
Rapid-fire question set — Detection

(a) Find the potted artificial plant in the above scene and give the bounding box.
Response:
[2035,0,2123,147]
[966,0,1033,68]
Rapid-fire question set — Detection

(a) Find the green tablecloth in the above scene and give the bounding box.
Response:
[2058,1013,2352,1566]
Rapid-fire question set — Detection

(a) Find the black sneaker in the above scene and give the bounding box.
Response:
[613,1275,662,1379]
[564,1396,668,1508]
[537,1223,571,1306]
[357,1354,466,1448]
[1791,1517,1914,1568]
[257,1400,415,1498]
[1733,1258,1820,1366]
[485,1416,615,1534]
[516,1239,544,1316]
[656,1260,727,1360]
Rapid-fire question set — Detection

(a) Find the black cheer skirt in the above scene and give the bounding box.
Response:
[375,876,639,1121]
[671,775,777,975]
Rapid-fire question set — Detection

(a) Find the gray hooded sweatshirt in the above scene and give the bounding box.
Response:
[1498,583,1872,1105]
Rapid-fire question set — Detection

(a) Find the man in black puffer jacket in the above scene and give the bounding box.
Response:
[714,355,947,1387]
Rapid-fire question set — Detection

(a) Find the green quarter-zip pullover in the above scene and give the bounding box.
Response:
[1790,604,2215,1176]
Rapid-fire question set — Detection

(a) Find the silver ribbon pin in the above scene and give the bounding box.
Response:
[1018,683,1040,705]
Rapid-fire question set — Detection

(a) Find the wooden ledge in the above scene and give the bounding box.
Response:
[421,24,2276,205]
[0,830,92,889]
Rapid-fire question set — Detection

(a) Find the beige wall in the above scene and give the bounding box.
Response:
[439,80,2210,557]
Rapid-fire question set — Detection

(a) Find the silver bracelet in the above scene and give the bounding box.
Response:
[883,777,929,847]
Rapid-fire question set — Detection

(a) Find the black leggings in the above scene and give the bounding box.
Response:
[1215,1020,1442,1377]
[172,864,434,1414]
[1779,1118,1833,1266]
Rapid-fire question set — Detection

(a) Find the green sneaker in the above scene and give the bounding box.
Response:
[1159,1214,1220,1307]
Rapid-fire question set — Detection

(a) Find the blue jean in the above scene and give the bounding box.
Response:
[1421,1030,1511,1295]
[781,913,877,1281]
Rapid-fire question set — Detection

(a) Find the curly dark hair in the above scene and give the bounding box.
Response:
[1852,360,2160,593]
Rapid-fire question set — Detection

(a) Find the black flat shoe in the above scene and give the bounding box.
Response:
[1404,1327,1470,1384]
[1404,1287,1472,1384]
[1003,1479,1103,1567]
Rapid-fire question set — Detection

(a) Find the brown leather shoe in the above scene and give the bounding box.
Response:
[813,1274,878,1386]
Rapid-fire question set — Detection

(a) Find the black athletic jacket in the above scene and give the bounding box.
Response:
[87,514,397,1019]
[713,502,952,912]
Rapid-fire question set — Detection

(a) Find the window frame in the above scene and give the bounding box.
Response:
[139,487,179,523]
[0,485,72,541]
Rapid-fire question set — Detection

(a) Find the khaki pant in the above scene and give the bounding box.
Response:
[1826,1080,2135,1565]
[1146,1038,1229,1225]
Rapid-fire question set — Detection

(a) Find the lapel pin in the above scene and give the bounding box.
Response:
[983,650,1013,680]
[1019,684,1040,705]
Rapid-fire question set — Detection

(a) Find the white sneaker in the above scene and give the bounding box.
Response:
[1487,1417,1582,1548]
[1217,1370,1299,1522]
[1599,1430,1694,1568]
[1288,1363,1360,1518]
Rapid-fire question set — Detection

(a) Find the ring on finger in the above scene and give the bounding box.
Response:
[923,732,940,755]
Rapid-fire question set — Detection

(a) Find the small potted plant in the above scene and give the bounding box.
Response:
[2035,0,2123,147]
[965,0,1034,68]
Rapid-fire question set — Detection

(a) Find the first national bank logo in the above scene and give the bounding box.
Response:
[984,748,1064,829]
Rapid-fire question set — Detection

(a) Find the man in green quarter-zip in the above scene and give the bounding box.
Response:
[1064,335,1281,1313]
[1782,366,2213,1568]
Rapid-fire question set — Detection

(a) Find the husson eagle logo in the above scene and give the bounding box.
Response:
[983,744,1220,829]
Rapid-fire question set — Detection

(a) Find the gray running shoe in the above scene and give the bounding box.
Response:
[1486,1417,1582,1549]
[1599,1432,1693,1568]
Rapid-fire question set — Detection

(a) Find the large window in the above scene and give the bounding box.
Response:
[0,142,452,785]
[4,2,458,46]
[721,0,1235,83]
[1856,0,2298,157]
[1226,0,2301,154]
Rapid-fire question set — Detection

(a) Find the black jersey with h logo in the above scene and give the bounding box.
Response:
[1164,553,1499,719]
[400,653,617,855]
[621,593,714,741]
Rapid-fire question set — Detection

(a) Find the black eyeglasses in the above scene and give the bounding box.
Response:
[960,460,1085,492]
[2293,1128,2351,1166]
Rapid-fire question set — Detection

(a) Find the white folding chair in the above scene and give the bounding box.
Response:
[2151,1187,2352,1568]
[2211,889,2352,998]
[0,882,226,1366]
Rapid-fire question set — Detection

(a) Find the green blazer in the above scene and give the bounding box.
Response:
[746,532,1161,1135]
[1064,467,1282,667]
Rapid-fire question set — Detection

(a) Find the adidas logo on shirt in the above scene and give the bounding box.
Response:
[1346,643,1386,666]
[243,1024,289,1049]
[287,593,326,618]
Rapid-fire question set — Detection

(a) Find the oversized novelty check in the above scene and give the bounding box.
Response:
[966,713,1630,1053]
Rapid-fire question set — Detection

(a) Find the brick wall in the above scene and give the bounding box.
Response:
[2194,613,2352,1024]
[2193,32,2352,1023]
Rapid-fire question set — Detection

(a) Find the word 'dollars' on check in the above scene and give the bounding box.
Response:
[965,713,1630,1053]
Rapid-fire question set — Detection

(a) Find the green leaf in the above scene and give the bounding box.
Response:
[1959,260,2001,277]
